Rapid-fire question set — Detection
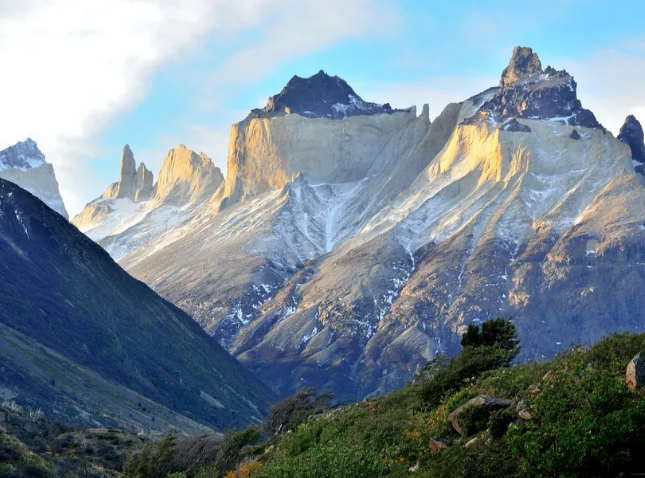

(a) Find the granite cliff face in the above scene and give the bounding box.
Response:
[78,47,645,401]
[0,139,68,218]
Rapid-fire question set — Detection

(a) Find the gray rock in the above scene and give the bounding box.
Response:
[116,144,136,199]
[618,115,645,177]
[626,353,645,389]
[429,436,448,451]
[134,162,154,201]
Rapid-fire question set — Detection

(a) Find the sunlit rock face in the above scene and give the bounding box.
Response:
[78,47,645,401]
[0,138,68,219]
[618,115,645,177]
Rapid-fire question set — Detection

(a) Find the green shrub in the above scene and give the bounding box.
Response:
[486,409,515,440]
[419,346,514,407]
[509,356,645,477]
[460,318,520,359]
[456,405,489,437]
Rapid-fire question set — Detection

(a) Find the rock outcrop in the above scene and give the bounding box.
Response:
[626,353,645,389]
[247,70,406,121]
[103,145,154,202]
[0,139,68,218]
[465,46,601,129]
[618,115,645,177]
[448,396,512,436]
[155,145,223,206]
[135,162,154,201]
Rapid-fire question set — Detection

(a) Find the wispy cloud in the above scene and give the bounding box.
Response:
[0,0,395,216]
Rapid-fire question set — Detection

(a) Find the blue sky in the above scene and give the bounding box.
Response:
[1,0,644,214]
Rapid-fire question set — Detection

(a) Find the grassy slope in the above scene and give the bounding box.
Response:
[0,178,275,431]
[0,321,212,434]
[239,333,645,478]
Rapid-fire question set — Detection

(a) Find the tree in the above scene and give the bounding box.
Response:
[461,318,520,361]
[419,318,521,406]
[262,387,332,436]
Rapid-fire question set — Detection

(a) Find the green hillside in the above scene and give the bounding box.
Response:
[126,322,645,478]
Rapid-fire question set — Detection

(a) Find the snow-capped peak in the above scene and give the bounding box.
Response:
[0,138,46,171]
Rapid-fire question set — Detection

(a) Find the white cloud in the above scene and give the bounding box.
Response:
[208,0,397,89]
[0,0,394,216]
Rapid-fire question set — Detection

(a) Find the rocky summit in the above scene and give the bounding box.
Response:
[0,138,68,218]
[74,46,645,402]
[466,46,601,129]
[247,69,405,120]
[72,144,223,260]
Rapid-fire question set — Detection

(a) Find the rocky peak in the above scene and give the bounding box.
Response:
[135,162,154,201]
[154,145,224,205]
[115,144,137,199]
[500,46,543,87]
[103,145,154,202]
[618,115,645,175]
[247,70,405,120]
[0,138,46,171]
[0,138,68,219]
[465,46,602,129]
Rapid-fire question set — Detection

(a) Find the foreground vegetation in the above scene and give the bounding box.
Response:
[124,320,645,478]
[5,319,645,477]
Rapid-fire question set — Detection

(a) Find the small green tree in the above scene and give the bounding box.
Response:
[461,318,520,360]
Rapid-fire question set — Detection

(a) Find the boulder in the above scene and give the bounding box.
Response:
[429,436,448,451]
[448,396,512,436]
[516,401,533,421]
[626,353,645,389]
[464,436,482,448]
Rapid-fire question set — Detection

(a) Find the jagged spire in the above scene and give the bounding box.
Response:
[618,115,645,175]
[500,46,543,87]
[464,46,601,129]
[115,144,136,199]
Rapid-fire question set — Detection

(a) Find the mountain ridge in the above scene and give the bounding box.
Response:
[74,46,645,400]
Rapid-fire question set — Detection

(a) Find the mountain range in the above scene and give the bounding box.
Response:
[9,46,645,402]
